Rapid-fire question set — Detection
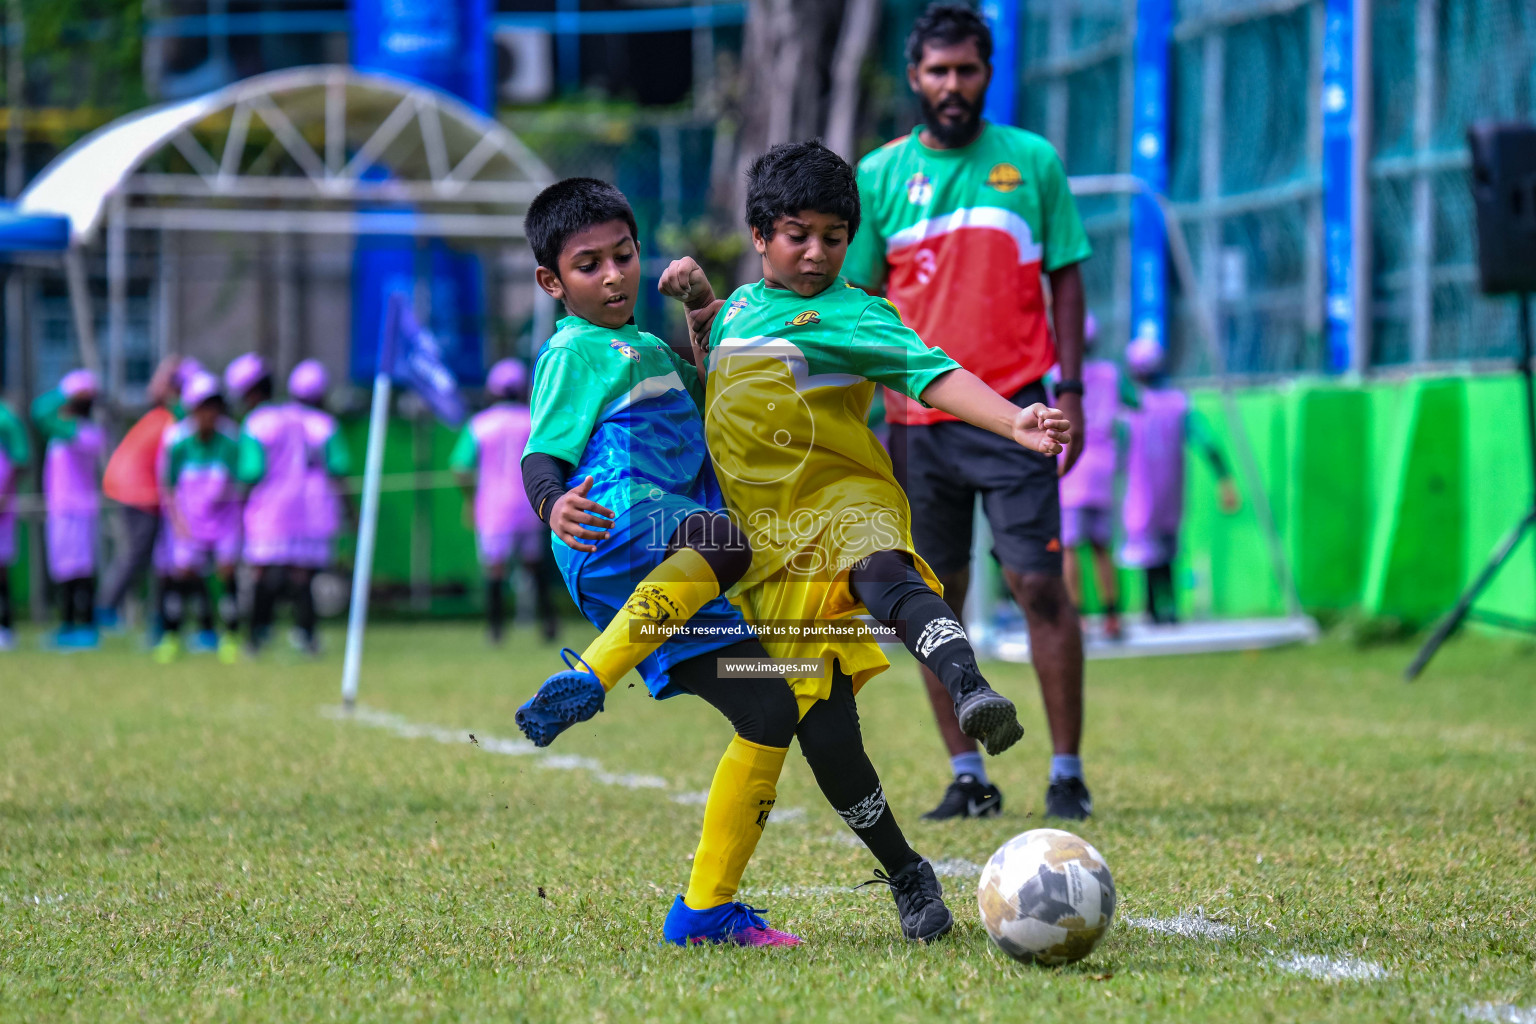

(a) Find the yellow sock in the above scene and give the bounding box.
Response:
[683,736,788,911]
[581,547,721,691]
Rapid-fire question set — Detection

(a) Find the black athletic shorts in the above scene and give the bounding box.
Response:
[887,379,1062,578]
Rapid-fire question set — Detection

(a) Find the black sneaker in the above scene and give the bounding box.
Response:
[953,674,1024,756]
[1044,776,1093,820]
[921,774,1004,821]
[860,860,954,943]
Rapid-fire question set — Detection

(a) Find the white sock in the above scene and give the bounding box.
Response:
[951,751,988,784]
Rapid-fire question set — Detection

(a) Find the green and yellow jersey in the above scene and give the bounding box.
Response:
[705,277,960,695]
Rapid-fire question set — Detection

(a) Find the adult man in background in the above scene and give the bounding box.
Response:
[100,355,195,629]
[844,3,1093,821]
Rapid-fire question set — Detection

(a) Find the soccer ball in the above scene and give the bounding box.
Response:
[976,828,1116,966]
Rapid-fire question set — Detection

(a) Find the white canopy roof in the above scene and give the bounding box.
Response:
[19,65,554,245]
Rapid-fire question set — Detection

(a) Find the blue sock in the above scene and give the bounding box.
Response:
[951,752,988,784]
[1050,754,1083,782]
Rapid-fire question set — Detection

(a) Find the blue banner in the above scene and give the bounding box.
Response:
[980,0,1018,126]
[1321,0,1355,372]
[388,295,467,426]
[1129,0,1171,356]
[352,0,491,110]
[350,0,491,387]
[352,237,486,386]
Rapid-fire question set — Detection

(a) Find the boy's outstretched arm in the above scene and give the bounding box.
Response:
[658,257,722,381]
[920,368,1072,457]
[1187,409,1241,513]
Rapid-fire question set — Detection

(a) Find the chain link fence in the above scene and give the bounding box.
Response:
[1370,0,1536,368]
[1009,0,1535,378]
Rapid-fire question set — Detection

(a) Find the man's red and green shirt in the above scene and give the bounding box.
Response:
[844,123,1091,425]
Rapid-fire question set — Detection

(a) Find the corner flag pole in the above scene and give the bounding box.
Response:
[341,295,399,709]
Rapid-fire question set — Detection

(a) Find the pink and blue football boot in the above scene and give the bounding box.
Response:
[515,648,606,748]
[661,895,802,947]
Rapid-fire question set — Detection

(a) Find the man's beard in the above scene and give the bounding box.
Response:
[920,93,983,147]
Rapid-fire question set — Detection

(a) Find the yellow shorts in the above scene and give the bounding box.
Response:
[733,548,944,721]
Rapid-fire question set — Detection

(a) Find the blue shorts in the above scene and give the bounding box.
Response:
[552,495,754,699]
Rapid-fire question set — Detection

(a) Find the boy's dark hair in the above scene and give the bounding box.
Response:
[744,140,860,241]
[906,3,992,66]
[525,177,639,273]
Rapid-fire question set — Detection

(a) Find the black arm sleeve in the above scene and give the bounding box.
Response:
[521,452,573,526]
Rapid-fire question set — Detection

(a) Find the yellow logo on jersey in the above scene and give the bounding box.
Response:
[905,171,933,205]
[986,162,1023,192]
[786,310,821,327]
[609,339,640,361]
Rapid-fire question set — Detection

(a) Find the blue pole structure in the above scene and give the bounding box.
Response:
[1321,0,1359,373]
[1129,0,1171,355]
[980,0,1018,125]
[350,0,489,388]
[557,0,581,93]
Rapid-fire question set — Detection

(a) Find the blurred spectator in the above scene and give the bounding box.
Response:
[288,359,353,653]
[100,356,198,628]
[0,397,31,651]
[33,369,105,648]
[1056,313,1131,641]
[153,371,243,664]
[1120,336,1240,624]
[229,353,316,656]
[450,358,557,644]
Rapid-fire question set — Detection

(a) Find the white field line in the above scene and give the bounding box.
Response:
[669,791,806,824]
[0,893,68,908]
[739,884,862,898]
[1122,913,1238,939]
[324,706,818,809]
[323,705,668,789]
[1464,1004,1536,1024]
[931,857,984,879]
[1272,953,1390,981]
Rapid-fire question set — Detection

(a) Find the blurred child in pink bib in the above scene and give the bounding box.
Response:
[1119,337,1239,624]
[449,358,557,643]
[228,353,319,655]
[287,359,352,653]
[1056,313,1132,640]
[33,369,105,648]
[0,396,31,651]
[155,371,243,662]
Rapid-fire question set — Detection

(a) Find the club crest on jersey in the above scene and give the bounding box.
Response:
[609,339,641,361]
[785,310,821,327]
[986,162,1023,192]
[723,298,749,323]
[905,171,933,205]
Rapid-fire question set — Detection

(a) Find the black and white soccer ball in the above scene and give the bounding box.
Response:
[977,828,1116,966]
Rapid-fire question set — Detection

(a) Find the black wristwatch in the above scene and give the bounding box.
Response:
[1053,378,1084,396]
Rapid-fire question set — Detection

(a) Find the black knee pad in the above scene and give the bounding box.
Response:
[668,511,753,592]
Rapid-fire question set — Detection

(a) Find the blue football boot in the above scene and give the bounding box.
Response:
[516,648,606,748]
[661,896,802,947]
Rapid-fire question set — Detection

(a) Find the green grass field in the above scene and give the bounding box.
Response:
[2,623,1534,1022]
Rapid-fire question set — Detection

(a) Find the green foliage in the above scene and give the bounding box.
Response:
[2,625,1534,1021]
[11,0,146,116]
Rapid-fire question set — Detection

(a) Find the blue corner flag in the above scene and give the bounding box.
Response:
[389,295,467,427]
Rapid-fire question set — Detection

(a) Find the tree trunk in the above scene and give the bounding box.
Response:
[825,0,881,162]
[721,0,882,282]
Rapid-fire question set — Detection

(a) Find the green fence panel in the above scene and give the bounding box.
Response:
[1361,378,1467,624]
[1284,383,1373,610]
[1461,375,1536,624]
[1185,388,1288,618]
